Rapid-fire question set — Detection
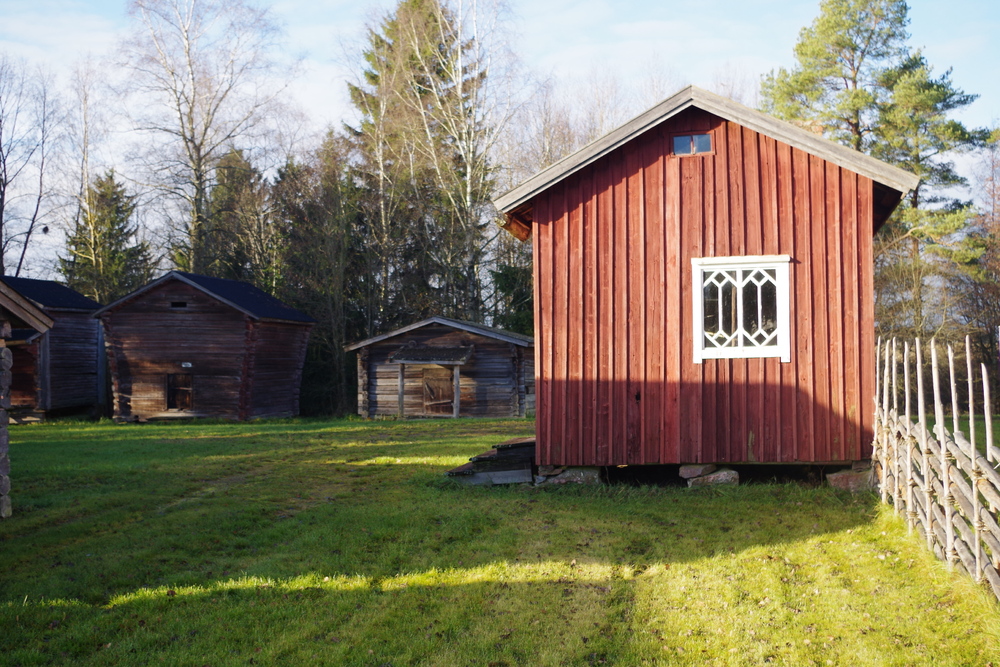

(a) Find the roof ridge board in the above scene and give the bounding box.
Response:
[494,85,919,213]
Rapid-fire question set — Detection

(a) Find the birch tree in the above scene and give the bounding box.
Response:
[119,0,286,273]
[0,54,60,276]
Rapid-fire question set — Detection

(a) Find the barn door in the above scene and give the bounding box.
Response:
[422,367,454,415]
[166,373,193,410]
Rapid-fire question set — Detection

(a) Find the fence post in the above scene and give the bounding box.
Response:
[917,339,933,551]
[882,342,892,504]
[948,345,960,437]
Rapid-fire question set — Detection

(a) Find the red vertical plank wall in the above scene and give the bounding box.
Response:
[532,108,876,466]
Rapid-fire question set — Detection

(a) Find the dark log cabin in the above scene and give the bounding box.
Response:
[95,271,314,421]
[346,316,534,418]
[495,86,920,467]
[1,277,103,419]
[0,280,52,519]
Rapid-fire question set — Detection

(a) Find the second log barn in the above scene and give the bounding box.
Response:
[1,277,103,419]
[494,86,920,467]
[95,271,314,421]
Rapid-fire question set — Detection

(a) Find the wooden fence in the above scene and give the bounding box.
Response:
[873,336,1000,601]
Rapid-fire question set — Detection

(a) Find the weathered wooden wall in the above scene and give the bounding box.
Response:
[247,322,312,419]
[10,343,38,410]
[102,281,248,420]
[10,312,101,415]
[45,311,101,411]
[532,107,875,466]
[359,324,534,418]
[0,334,11,519]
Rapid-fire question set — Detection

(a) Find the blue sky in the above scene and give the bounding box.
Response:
[0,0,996,132]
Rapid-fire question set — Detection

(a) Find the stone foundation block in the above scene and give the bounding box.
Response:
[0,494,10,519]
[679,464,717,479]
[827,469,874,493]
[687,467,739,487]
[547,467,602,485]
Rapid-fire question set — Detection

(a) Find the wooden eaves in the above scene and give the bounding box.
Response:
[0,281,53,334]
[494,85,922,239]
[345,315,533,352]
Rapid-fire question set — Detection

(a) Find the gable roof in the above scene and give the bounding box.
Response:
[495,85,920,238]
[0,276,102,312]
[345,315,533,351]
[93,271,315,324]
[0,280,53,333]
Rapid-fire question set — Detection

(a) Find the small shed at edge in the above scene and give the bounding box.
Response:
[346,316,534,419]
[1,277,103,419]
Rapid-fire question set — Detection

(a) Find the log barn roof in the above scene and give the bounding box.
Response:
[0,277,101,312]
[93,271,315,325]
[495,85,921,240]
[345,315,533,351]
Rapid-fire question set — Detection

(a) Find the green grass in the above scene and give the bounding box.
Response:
[2,417,999,666]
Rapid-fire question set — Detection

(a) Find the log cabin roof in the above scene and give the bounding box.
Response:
[0,280,53,333]
[93,271,316,325]
[345,316,533,351]
[0,276,101,312]
[494,85,920,240]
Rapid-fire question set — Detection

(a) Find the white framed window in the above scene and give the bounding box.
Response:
[691,255,791,364]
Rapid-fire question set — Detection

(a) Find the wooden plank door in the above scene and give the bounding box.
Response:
[422,367,454,415]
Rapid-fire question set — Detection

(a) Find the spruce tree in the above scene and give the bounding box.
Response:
[60,170,154,304]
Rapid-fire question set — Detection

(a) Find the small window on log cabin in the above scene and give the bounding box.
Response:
[171,301,188,308]
[166,374,193,410]
[673,133,712,156]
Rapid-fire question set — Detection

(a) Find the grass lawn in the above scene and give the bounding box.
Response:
[1,417,999,666]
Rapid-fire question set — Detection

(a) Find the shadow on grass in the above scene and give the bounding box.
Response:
[3,418,935,665]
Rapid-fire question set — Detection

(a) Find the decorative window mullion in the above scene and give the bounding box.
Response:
[692,255,791,364]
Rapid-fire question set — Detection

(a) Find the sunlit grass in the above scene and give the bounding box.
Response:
[2,417,998,665]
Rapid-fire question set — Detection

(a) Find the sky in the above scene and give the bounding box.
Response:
[1,0,997,132]
[0,0,997,277]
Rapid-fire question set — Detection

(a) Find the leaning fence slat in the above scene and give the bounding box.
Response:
[985,363,994,467]
[904,341,915,533]
[948,345,960,438]
[931,342,957,570]
[882,342,892,504]
[966,336,975,459]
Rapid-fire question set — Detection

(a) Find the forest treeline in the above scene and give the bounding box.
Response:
[0,0,997,414]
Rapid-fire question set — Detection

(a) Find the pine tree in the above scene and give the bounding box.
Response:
[59,170,154,304]
[871,53,985,338]
[763,0,983,340]
[760,0,909,151]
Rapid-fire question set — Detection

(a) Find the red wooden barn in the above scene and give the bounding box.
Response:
[95,271,314,421]
[495,86,919,467]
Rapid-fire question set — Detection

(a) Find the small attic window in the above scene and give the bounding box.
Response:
[673,133,712,156]
[171,301,188,309]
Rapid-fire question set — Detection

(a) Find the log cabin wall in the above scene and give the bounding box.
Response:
[10,343,39,411]
[532,107,876,466]
[358,324,533,418]
[246,321,312,419]
[43,311,101,411]
[101,281,247,420]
